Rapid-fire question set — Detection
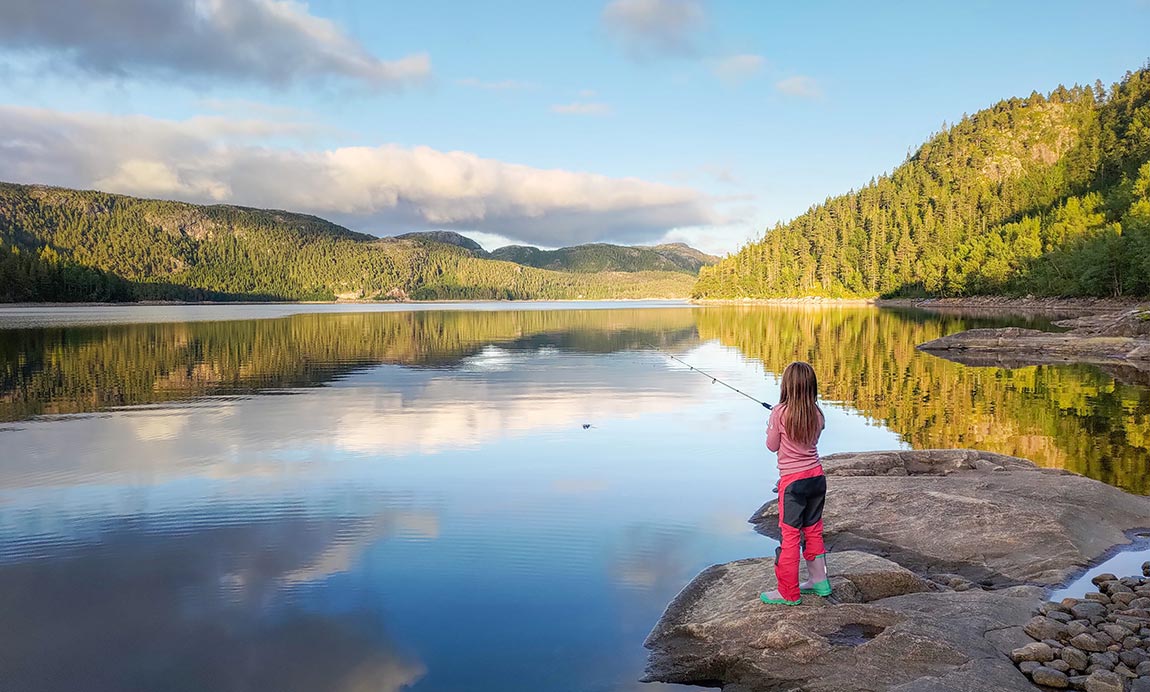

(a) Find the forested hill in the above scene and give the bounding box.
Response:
[394,230,486,253]
[490,242,719,274]
[695,66,1150,299]
[0,184,694,302]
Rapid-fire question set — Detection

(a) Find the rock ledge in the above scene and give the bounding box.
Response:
[751,449,1150,587]
[917,309,1150,373]
[646,450,1150,691]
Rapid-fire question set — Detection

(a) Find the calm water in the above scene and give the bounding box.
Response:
[1,302,1148,692]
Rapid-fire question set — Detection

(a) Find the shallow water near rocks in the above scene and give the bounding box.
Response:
[0,302,1147,692]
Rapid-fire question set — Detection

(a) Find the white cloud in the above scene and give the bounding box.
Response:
[550,101,613,115]
[711,54,765,84]
[0,105,718,246]
[455,231,513,252]
[0,0,431,88]
[602,0,706,57]
[775,75,823,99]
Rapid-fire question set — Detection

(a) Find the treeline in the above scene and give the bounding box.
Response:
[695,67,1150,298]
[0,243,135,302]
[0,184,695,302]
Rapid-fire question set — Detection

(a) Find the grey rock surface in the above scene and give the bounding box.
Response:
[750,449,1150,586]
[647,449,1150,691]
[643,550,1042,691]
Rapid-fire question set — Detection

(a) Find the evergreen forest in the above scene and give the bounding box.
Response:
[695,67,1150,299]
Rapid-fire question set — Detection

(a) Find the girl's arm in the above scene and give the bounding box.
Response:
[766,406,783,452]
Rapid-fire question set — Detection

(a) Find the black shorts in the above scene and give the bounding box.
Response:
[781,474,826,528]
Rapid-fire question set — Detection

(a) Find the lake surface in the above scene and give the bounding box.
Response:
[1,302,1148,692]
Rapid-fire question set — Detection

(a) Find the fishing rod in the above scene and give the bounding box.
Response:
[646,344,772,410]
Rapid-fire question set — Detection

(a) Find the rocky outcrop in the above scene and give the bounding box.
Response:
[751,450,1150,587]
[1057,311,1150,338]
[917,309,1150,370]
[643,550,1043,691]
[646,450,1150,691]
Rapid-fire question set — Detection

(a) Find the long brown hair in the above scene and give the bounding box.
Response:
[778,361,822,446]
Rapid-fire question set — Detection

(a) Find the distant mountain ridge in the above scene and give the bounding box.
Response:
[394,230,485,253]
[489,241,719,274]
[0,183,696,302]
[391,231,719,275]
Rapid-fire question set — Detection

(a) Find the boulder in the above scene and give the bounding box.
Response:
[1083,669,1125,692]
[1026,615,1071,641]
[1062,645,1090,670]
[750,450,1150,586]
[1011,641,1055,663]
[821,550,933,602]
[1032,665,1070,687]
[643,551,1042,691]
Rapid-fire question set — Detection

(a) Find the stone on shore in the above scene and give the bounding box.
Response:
[1015,572,1150,687]
[1032,665,1070,687]
[1011,641,1055,663]
[1084,669,1126,692]
[749,449,1150,586]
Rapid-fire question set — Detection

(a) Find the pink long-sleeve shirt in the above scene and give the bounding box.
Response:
[766,403,823,476]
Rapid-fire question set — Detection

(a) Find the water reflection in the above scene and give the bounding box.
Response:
[0,308,697,422]
[0,350,715,493]
[694,305,1150,493]
[0,304,1148,692]
[0,506,426,692]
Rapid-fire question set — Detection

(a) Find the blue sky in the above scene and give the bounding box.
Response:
[0,0,1147,254]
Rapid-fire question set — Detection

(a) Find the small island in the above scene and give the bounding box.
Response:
[918,308,1150,375]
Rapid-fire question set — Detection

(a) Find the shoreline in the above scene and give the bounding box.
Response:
[886,296,1150,311]
[690,297,878,306]
[3,296,1149,311]
[0,297,694,309]
[692,296,1150,311]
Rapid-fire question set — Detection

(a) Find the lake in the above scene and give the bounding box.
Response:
[0,302,1147,692]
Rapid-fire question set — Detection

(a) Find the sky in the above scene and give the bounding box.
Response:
[0,0,1147,255]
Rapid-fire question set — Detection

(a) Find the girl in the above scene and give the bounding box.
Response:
[760,361,829,606]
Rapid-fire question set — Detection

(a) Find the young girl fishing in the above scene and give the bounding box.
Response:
[760,361,829,606]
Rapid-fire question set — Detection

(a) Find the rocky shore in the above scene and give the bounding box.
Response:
[897,297,1150,312]
[917,308,1150,373]
[1012,566,1150,690]
[643,450,1150,691]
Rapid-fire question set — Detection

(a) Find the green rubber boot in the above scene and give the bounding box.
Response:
[799,554,832,597]
[759,592,802,606]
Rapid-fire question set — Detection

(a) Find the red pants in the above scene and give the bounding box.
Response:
[774,465,827,601]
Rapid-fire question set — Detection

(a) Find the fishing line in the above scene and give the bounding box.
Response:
[645,344,772,410]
